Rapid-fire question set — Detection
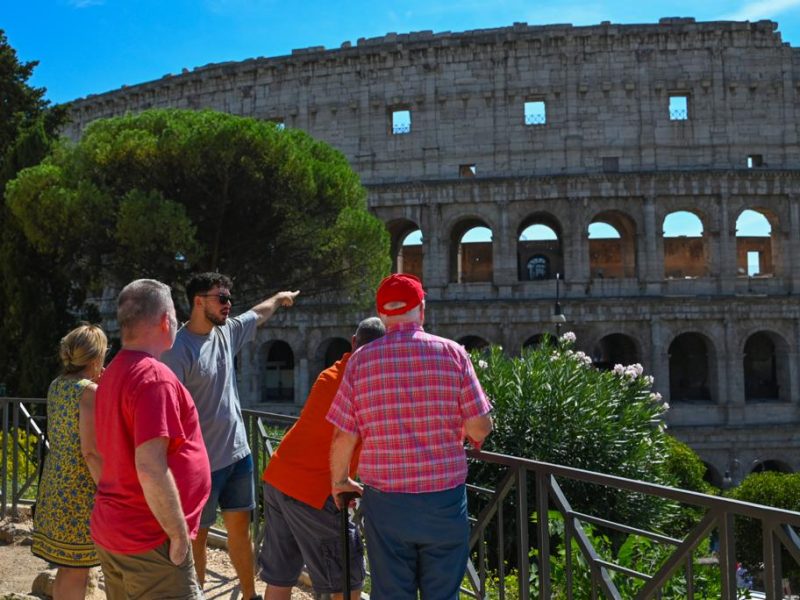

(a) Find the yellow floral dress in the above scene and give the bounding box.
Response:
[31,376,99,567]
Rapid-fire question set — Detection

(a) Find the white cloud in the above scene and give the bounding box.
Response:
[722,0,800,21]
[68,0,104,7]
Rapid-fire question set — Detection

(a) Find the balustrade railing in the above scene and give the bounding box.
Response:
[3,401,798,599]
[1,397,48,519]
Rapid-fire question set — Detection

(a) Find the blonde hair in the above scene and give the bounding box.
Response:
[59,324,108,375]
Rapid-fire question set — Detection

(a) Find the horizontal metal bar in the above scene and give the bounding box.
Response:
[465,482,495,496]
[468,449,800,526]
[594,558,650,581]
[569,511,682,546]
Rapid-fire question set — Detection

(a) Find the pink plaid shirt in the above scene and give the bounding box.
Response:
[326,322,492,493]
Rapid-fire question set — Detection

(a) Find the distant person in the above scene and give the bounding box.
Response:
[328,274,493,599]
[257,317,385,600]
[161,272,298,600]
[32,324,107,600]
[92,279,210,599]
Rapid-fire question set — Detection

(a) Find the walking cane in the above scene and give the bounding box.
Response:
[339,491,359,598]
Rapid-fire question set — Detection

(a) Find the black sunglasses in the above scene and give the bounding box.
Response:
[199,293,233,304]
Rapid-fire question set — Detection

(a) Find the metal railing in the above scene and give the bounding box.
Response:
[243,408,800,600]
[1,397,49,519]
[3,401,799,599]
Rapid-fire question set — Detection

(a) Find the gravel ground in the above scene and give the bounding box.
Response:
[0,516,315,599]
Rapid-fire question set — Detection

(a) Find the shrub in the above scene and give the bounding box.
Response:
[471,334,673,531]
[726,471,800,588]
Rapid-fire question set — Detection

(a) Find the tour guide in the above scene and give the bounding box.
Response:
[327,273,493,599]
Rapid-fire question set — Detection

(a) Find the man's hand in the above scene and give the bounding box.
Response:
[275,290,299,307]
[253,290,300,325]
[332,477,364,509]
[169,532,190,565]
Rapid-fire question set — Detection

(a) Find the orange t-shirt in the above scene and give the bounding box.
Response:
[263,353,361,509]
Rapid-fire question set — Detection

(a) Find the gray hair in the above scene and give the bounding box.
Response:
[117,279,173,333]
[354,316,386,349]
[379,302,424,327]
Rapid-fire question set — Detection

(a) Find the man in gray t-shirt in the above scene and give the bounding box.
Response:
[161,272,298,600]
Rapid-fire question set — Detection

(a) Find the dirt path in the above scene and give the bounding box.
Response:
[0,516,314,599]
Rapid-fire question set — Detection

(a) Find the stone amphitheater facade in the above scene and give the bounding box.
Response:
[64,18,800,485]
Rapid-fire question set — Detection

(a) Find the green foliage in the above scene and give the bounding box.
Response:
[662,435,716,494]
[0,428,41,499]
[6,109,390,315]
[472,335,674,530]
[527,512,724,599]
[727,471,800,586]
[0,33,69,396]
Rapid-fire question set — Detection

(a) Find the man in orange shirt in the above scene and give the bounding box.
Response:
[256,317,385,600]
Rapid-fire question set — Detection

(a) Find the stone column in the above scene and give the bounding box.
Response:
[565,201,589,284]
[641,196,662,292]
[789,196,800,294]
[649,316,670,401]
[422,203,448,297]
[717,192,737,294]
[723,317,745,426]
[295,357,310,408]
[493,197,517,289]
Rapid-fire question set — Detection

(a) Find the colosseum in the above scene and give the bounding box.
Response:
[63,17,800,485]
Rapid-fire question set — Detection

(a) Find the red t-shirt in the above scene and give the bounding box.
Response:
[91,349,211,554]
[264,353,360,509]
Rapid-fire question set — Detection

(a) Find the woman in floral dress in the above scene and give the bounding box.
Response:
[32,324,107,600]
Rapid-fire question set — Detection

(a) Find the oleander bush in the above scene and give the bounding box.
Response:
[470,333,675,531]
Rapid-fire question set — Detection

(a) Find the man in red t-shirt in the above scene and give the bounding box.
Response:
[92,279,211,599]
[256,317,385,599]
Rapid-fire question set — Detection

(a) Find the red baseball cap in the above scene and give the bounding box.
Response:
[376,274,425,316]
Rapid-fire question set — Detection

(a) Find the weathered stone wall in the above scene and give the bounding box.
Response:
[64,18,800,483]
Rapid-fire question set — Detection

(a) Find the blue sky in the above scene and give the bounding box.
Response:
[5,0,800,105]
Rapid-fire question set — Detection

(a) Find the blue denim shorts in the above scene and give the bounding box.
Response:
[199,454,255,528]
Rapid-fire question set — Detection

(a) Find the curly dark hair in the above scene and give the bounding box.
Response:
[185,272,233,306]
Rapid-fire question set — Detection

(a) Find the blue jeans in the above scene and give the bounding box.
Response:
[362,484,468,600]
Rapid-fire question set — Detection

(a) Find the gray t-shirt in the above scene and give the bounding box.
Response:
[161,310,258,472]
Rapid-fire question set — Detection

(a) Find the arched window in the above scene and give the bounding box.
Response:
[663,211,708,278]
[523,334,555,349]
[668,333,714,402]
[518,216,563,281]
[736,209,774,277]
[588,212,637,279]
[743,331,788,402]
[592,334,639,370]
[527,255,549,280]
[323,338,350,369]
[260,341,295,403]
[387,220,424,280]
[751,460,793,475]
[458,335,490,352]
[450,221,493,283]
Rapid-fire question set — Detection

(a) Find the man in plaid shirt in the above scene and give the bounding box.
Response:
[327,273,493,599]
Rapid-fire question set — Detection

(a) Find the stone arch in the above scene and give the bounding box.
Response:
[386,218,424,280]
[592,333,640,370]
[319,337,351,369]
[258,340,295,403]
[743,330,790,402]
[587,210,637,279]
[450,218,493,283]
[523,333,555,349]
[751,459,793,474]
[702,462,724,489]
[662,210,709,279]
[735,208,776,278]
[668,332,717,402]
[458,335,491,352]
[517,213,564,281]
